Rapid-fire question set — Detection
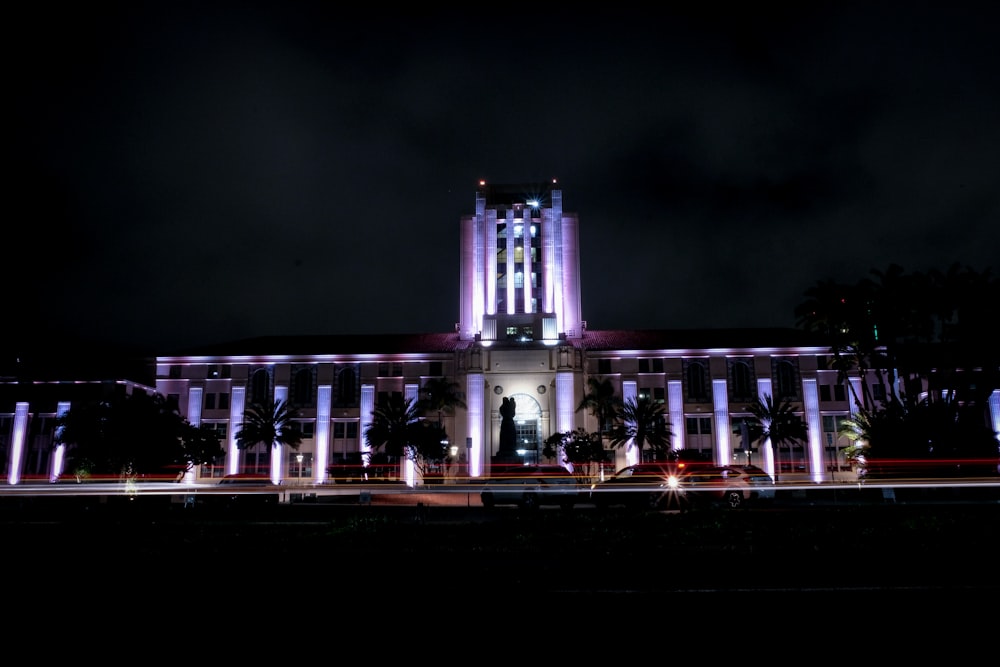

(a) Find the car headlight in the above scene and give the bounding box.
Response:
[666,475,680,490]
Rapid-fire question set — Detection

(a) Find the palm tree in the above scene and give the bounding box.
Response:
[576,376,621,436]
[744,394,808,483]
[418,377,467,423]
[607,396,673,462]
[235,399,303,475]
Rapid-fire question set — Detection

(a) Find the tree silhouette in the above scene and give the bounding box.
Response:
[744,393,808,482]
[607,396,673,462]
[235,399,303,475]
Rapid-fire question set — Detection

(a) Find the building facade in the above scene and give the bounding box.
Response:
[4,181,999,486]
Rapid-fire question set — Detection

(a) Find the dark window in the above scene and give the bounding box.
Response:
[219,393,230,410]
[639,359,650,373]
[429,361,443,377]
[873,384,886,401]
[169,366,181,379]
[598,359,611,375]
[652,358,664,373]
[293,368,314,406]
[337,367,357,407]
[819,385,831,402]
[205,393,216,410]
[834,385,846,402]
[730,360,754,401]
[685,361,708,400]
[774,360,799,400]
[250,369,270,405]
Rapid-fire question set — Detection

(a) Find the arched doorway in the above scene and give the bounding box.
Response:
[509,393,542,464]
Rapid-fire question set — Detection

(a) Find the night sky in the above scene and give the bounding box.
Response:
[8,2,998,358]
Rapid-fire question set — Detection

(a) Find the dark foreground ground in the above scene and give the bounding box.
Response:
[5,496,999,597]
[7,495,996,655]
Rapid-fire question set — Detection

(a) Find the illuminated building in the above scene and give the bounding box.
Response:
[3,180,998,486]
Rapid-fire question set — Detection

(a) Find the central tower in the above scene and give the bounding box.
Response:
[458,179,584,344]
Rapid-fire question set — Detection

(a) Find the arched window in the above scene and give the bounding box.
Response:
[337,367,357,407]
[730,360,754,401]
[293,367,314,407]
[685,360,708,400]
[775,360,799,399]
[250,368,270,405]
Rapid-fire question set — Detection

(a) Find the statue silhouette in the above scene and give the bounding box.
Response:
[498,396,517,454]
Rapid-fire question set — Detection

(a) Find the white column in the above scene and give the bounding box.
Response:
[271,386,288,484]
[314,385,331,484]
[228,386,246,475]
[712,379,731,466]
[466,373,483,478]
[404,383,419,486]
[184,387,203,484]
[361,384,374,472]
[757,378,775,479]
[7,403,29,485]
[51,401,71,482]
[623,381,637,465]
[668,380,684,452]
[802,378,824,483]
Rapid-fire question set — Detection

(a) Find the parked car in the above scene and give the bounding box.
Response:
[674,463,775,509]
[480,464,583,510]
[589,462,685,510]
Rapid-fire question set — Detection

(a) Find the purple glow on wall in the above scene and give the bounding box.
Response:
[712,379,731,465]
[315,385,331,484]
[8,403,28,484]
[803,379,824,483]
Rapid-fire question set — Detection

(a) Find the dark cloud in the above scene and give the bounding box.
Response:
[7,2,998,355]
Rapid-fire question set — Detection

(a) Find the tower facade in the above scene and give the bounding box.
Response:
[459,180,584,343]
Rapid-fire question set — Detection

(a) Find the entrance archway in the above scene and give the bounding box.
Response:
[509,393,542,464]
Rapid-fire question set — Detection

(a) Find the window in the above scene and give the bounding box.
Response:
[337,367,358,407]
[685,416,713,456]
[729,360,754,401]
[834,385,845,402]
[295,420,314,439]
[205,393,216,410]
[219,393,230,410]
[598,359,611,375]
[429,361,443,377]
[331,421,360,459]
[684,360,709,400]
[169,365,181,379]
[204,422,228,440]
[292,367,314,407]
[250,368,270,405]
[639,359,650,373]
[872,383,886,401]
[773,359,799,400]
[652,358,664,373]
[819,385,831,402]
[653,387,665,405]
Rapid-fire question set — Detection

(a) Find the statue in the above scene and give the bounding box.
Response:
[498,396,517,455]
